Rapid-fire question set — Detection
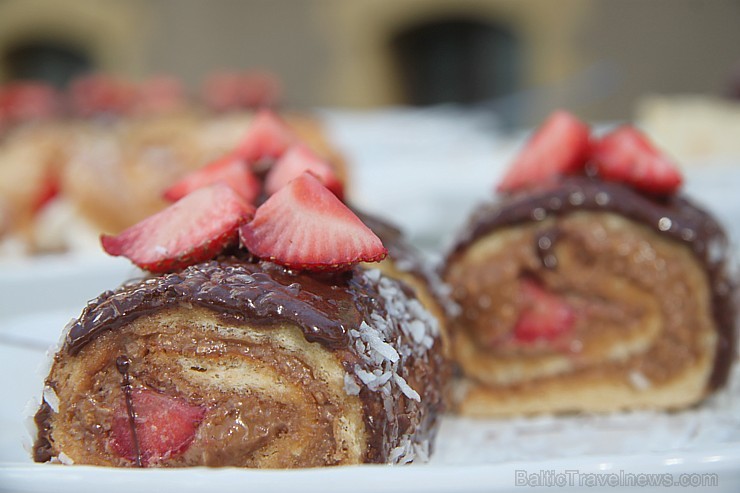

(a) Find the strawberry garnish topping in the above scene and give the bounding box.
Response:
[135,76,184,116]
[234,109,297,164]
[0,81,59,124]
[513,279,575,343]
[102,184,254,273]
[498,110,591,192]
[591,125,683,196]
[239,173,386,271]
[163,154,260,204]
[201,71,281,112]
[264,144,344,199]
[68,74,136,117]
[110,388,205,466]
[31,168,61,215]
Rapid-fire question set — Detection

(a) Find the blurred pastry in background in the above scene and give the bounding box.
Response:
[444,111,737,416]
[637,95,740,162]
[0,73,346,256]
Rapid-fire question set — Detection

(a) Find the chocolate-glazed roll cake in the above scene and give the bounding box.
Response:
[444,112,737,416]
[358,211,455,355]
[33,173,447,467]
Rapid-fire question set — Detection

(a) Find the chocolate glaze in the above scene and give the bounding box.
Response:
[356,209,456,318]
[38,255,445,465]
[33,401,54,463]
[66,258,359,354]
[447,176,737,389]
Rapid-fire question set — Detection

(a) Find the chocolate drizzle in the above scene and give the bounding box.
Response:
[447,176,737,389]
[65,259,360,354]
[33,400,54,463]
[116,355,142,467]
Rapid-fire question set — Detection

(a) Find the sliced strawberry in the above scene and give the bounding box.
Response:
[68,74,136,117]
[201,71,243,112]
[31,168,61,215]
[163,154,260,204]
[240,173,386,271]
[237,70,281,108]
[234,109,297,164]
[0,82,59,123]
[202,71,282,112]
[513,279,575,343]
[498,110,591,192]
[591,125,682,195]
[102,184,254,273]
[136,76,184,116]
[264,144,344,199]
[110,387,205,466]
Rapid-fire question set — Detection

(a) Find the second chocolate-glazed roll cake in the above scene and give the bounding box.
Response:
[444,112,737,416]
[34,173,447,467]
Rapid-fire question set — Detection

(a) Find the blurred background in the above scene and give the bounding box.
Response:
[3,0,740,471]
[1,0,739,123]
[1,0,740,259]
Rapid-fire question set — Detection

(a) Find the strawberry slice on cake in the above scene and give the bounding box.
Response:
[234,109,298,165]
[110,388,206,466]
[497,110,591,192]
[102,183,254,273]
[591,125,682,196]
[163,154,261,204]
[264,144,344,199]
[240,173,385,271]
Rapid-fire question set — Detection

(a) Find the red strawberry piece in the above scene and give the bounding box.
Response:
[201,71,243,112]
[240,173,386,271]
[0,82,59,123]
[136,76,184,116]
[110,388,205,466]
[69,74,136,117]
[102,183,254,273]
[31,168,61,215]
[202,71,281,112]
[513,279,575,343]
[264,144,344,199]
[498,110,591,192]
[591,125,683,195]
[234,109,297,164]
[163,154,260,204]
[237,71,281,109]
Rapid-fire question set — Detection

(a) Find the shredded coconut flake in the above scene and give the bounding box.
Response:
[347,269,442,463]
[42,386,60,413]
[393,373,421,402]
[360,323,399,362]
[344,373,361,396]
[57,452,75,465]
[629,370,652,391]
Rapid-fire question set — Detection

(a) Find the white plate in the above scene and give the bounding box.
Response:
[2,108,740,491]
[1,259,740,493]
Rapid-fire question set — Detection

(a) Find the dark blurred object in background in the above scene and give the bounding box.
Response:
[0,0,739,125]
[391,17,519,106]
[4,40,92,90]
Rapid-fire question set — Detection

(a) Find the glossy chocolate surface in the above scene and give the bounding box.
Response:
[41,255,445,465]
[66,258,360,354]
[447,176,737,389]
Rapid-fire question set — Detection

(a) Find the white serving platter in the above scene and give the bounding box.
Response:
[2,107,740,492]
